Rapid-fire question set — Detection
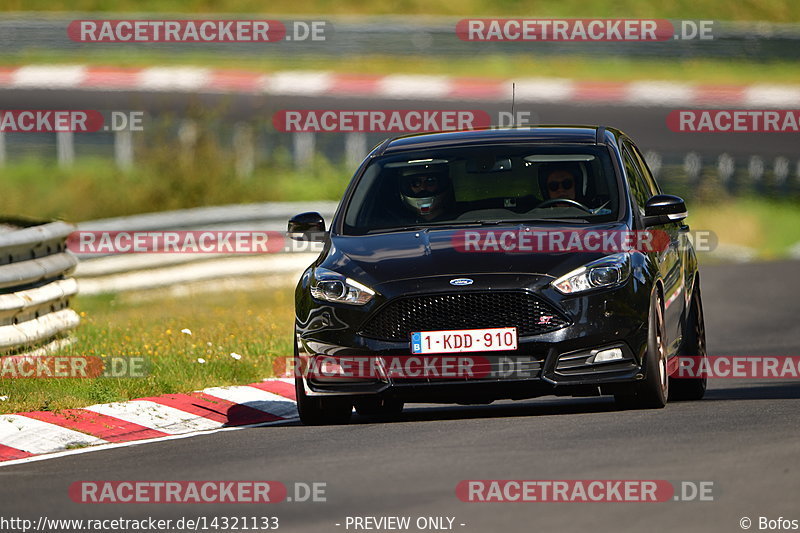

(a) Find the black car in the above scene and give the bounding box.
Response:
[289,126,707,425]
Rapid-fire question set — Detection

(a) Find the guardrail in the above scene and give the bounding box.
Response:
[0,219,80,356]
[74,202,338,295]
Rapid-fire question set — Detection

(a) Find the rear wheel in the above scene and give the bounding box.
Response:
[294,346,352,425]
[616,290,669,409]
[669,280,708,401]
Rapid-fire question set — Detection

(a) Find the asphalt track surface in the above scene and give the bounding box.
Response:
[2,88,797,157]
[0,260,798,533]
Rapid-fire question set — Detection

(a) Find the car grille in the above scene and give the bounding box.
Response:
[359,291,569,341]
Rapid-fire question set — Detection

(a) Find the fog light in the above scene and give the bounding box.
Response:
[592,347,624,363]
[315,357,344,377]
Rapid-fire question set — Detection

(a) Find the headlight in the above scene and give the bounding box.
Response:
[310,268,375,305]
[551,253,631,294]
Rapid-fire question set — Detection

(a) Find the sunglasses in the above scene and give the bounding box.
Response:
[548,179,574,191]
[409,176,439,188]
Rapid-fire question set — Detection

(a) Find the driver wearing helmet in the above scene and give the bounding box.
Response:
[398,165,453,221]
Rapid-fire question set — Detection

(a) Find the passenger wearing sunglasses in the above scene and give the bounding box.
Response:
[533,162,613,215]
[542,164,579,201]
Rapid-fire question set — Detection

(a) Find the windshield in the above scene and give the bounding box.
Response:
[343,144,620,235]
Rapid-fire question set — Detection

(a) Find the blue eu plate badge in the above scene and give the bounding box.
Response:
[411,332,422,354]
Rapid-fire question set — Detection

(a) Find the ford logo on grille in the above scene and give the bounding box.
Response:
[450,278,474,286]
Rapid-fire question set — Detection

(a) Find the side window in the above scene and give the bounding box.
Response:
[621,145,649,217]
[630,143,661,196]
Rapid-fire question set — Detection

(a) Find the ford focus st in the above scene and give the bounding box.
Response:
[289,126,707,425]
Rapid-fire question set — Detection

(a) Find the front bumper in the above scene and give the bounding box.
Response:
[297,340,643,402]
[295,276,650,402]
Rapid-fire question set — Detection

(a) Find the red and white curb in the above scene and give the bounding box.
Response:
[0,378,297,466]
[1,64,799,107]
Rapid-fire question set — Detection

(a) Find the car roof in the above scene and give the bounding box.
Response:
[380,126,623,154]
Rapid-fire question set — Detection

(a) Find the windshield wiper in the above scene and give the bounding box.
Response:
[426,220,508,227]
[365,226,426,234]
[366,221,506,233]
[363,218,591,234]
[514,218,591,224]
[439,218,590,226]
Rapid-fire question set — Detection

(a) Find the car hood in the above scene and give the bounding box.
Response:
[323,222,631,289]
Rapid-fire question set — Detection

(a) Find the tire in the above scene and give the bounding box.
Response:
[669,280,708,401]
[294,346,352,425]
[615,290,669,409]
[354,397,404,419]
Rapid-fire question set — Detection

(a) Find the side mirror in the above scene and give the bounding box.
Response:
[288,212,326,242]
[642,195,687,227]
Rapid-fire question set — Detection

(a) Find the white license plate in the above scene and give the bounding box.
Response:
[411,327,518,354]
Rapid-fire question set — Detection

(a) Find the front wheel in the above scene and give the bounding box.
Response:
[295,377,353,425]
[615,290,669,409]
[669,279,708,401]
[294,346,352,425]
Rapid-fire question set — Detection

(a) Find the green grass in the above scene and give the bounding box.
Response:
[0,285,295,414]
[687,198,800,260]
[2,0,798,21]
[0,106,352,223]
[4,108,346,221]
[2,153,350,222]
[656,164,800,260]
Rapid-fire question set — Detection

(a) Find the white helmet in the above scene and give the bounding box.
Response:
[398,165,451,217]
